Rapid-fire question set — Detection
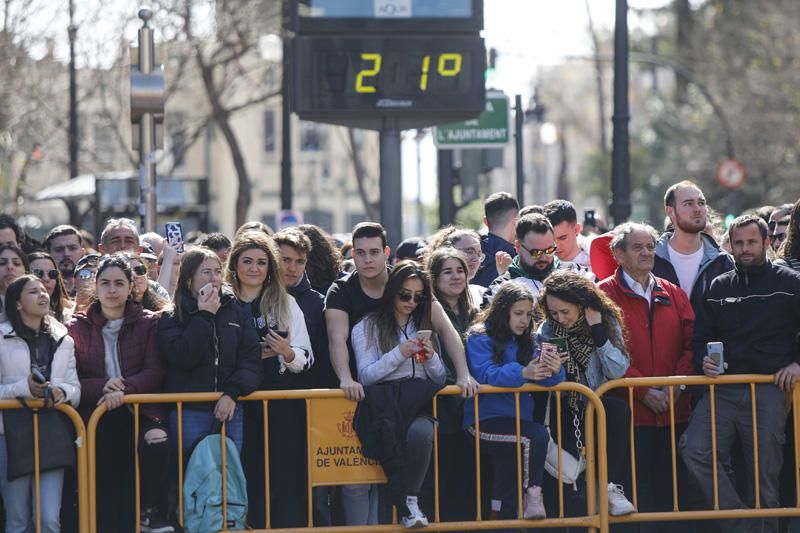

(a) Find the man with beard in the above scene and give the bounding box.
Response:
[680,215,800,533]
[482,214,592,307]
[43,224,86,296]
[653,180,733,313]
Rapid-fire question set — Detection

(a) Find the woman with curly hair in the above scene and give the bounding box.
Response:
[296,224,342,294]
[777,198,800,272]
[536,269,634,517]
[28,251,73,323]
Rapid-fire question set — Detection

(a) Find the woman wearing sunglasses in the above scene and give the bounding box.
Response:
[0,244,29,320]
[73,254,100,315]
[68,254,173,532]
[126,253,169,313]
[351,261,446,529]
[535,269,634,517]
[28,251,73,323]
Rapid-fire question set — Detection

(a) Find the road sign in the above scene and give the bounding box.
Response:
[716,158,746,189]
[434,92,510,149]
[276,209,303,230]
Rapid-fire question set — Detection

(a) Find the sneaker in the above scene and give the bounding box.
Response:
[401,495,429,529]
[140,508,175,533]
[607,483,635,516]
[523,485,546,520]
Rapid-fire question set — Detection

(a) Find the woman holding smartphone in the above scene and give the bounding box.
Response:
[536,270,634,517]
[68,254,172,532]
[0,274,80,533]
[465,282,564,520]
[157,247,261,454]
[351,261,446,529]
[225,231,313,529]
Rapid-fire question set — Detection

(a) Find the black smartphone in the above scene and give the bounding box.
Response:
[271,330,289,339]
[31,367,47,384]
[165,222,185,253]
[583,209,596,227]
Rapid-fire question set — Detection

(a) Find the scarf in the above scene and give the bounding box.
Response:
[549,314,595,415]
[507,255,558,282]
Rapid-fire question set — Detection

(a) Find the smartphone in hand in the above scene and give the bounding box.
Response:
[707,342,724,374]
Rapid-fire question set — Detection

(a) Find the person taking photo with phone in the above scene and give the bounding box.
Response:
[680,215,800,532]
[466,282,564,521]
[536,269,634,517]
[0,274,80,533]
[225,229,313,529]
[351,262,446,529]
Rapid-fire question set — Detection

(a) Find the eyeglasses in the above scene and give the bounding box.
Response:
[132,265,148,276]
[454,246,485,262]
[522,245,558,260]
[33,268,59,281]
[77,268,96,281]
[769,220,789,232]
[397,291,427,304]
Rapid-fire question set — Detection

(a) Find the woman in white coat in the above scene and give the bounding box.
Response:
[0,274,80,533]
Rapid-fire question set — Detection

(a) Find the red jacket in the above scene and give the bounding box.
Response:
[599,268,695,426]
[67,301,167,423]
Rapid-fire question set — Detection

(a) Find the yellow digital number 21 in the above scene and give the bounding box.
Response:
[355,53,382,93]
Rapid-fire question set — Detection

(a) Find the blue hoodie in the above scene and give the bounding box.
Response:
[464,332,564,427]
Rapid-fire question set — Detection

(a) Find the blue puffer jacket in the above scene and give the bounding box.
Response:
[464,332,564,427]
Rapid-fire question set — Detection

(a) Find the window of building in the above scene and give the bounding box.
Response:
[264,110,275,152]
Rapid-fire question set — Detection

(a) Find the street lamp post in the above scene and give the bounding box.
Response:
[610,0,631,226]
[68,0,78,181]
[130,7,164,233]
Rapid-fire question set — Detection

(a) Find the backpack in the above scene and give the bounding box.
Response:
[182,434,248,533]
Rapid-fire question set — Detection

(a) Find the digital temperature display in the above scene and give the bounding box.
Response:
[293,35,486,127]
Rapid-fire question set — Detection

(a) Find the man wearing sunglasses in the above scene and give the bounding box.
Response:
[767,204,792,252]
[483,214,592,307]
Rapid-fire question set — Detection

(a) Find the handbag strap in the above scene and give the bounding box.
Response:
[544,392,585,455]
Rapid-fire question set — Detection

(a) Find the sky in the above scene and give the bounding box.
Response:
[401,0,673,231]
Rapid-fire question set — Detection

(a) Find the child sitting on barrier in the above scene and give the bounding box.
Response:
[465,282,564,520]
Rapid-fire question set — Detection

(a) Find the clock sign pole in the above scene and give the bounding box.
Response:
[290,0,486,248]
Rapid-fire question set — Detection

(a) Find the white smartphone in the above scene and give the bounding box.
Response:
[416,330,432,342]
[707,342,724,374]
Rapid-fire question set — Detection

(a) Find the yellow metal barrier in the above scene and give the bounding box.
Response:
[86,384,608,533]
[0,399,89,533]
[590,374,800,526]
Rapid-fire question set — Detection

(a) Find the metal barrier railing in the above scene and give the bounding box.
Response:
[86,383,609,533]
[0,399,89,533]
[590,374,800,525]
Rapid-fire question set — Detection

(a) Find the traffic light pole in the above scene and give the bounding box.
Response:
[514,94,525,207]
[438,149,456,227]
[380,119,402,251]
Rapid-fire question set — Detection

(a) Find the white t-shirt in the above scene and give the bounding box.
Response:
[668,242,704,296]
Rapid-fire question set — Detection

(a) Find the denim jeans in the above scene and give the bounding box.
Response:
[0,435,64,533]
[169,405,244,455]
[341,484,379,525]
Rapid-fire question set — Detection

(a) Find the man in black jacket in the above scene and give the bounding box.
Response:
[473,192,519,287]
[653,180,734,314]
[680,215,800,532]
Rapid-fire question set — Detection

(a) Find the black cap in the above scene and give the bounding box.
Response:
[395,237,427,261]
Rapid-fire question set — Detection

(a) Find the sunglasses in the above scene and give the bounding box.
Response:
[33,268,59,281]
[522,245,558,260]
[397,291,426,304]
[132,265,148,276]
[77,268,96,281]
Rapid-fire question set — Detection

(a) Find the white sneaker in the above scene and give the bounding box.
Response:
[401,495,429,529]
[607,483,635,516]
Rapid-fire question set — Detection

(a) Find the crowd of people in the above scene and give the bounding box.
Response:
[0,179,798,533]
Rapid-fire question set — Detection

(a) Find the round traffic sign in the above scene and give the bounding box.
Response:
[716,158,746,189]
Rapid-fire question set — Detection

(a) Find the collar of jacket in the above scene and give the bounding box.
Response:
[1,315,69,342]
[733,257,771,281]
[288,273,312,299]
[615,267,667,301]
[656,230,726,267]
[81,299,144,328]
